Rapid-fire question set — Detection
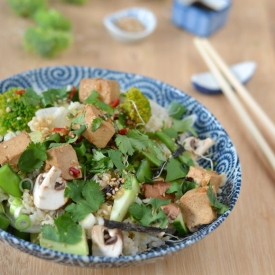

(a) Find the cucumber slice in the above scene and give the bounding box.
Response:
[172,212,189,236]
[110,176,139,222]
[40,228,89,255]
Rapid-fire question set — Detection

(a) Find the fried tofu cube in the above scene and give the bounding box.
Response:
[180,187,217,230]
[45,144,82,180]
[81,104,115,148]
[0,133,31,171]
[79,78,120,104]
[142,181,175,201]
[187,166,222,193]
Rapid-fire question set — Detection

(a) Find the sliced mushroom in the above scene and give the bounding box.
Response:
[183,137,215,156]
[33,166,68,210]
[91,225,123,257]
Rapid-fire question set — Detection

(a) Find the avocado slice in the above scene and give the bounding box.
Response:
[110,175,140,222]
[40,228,89,255]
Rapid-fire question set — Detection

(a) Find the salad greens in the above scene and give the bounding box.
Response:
[0,80,229,257]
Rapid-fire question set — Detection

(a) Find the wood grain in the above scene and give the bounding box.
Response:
[1,0,275,274]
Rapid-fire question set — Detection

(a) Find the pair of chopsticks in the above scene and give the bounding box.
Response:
[194,37,275,171]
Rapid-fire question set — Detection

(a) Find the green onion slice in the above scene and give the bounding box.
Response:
[15,215,31,231]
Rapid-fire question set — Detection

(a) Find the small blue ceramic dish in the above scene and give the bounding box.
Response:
[171,0,231,37]
[104,7,157,43]
[0,66,241,268]
[192,61,257,95]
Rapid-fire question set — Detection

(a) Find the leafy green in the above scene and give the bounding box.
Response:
[171,118,197,136]
[115,134,134,156]
[19,88,41,106]
[129,198,170,228]
[165,158,187,181]
[107,149,126,171]
[91,117,102,132]
[41,212,82,245]
[168,101,186,119]
[18,142,47,173]
[41,87,68,106]
[65,180,104,222]
[84,90,114,114]
[207,185,229,214]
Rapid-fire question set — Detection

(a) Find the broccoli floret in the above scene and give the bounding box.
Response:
[0,88,40,135]
[60,0,87,5]
[7,0,47,17]
[32,9,72,31]
[23,26,73,58]
[121,88,152,124]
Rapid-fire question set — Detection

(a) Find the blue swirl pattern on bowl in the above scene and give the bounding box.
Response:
[0,66,241,268]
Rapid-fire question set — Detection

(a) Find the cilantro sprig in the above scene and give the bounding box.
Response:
[129,198,170,228]
[18,142,47,173]
[64,179,104,222]
[41,212,82,245]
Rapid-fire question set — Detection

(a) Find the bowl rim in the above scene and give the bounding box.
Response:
[0,65,242,266]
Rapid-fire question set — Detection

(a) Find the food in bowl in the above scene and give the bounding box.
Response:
[0,76,229,257]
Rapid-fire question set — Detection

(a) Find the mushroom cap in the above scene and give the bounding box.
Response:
[33,166,68,210]
[91,225,123,257]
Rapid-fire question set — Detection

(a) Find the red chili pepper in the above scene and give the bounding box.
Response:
[53,127,69,136]
[118,128,128,135]
[109,98,120,108]
[68,86,77,100]
[69,167,81,177]
[15,89,25,95]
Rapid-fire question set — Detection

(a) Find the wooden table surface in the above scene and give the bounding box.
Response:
[1,0,275,274]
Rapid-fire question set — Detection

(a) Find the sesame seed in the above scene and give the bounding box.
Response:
[6,107,11,113]
[17,117,21,120]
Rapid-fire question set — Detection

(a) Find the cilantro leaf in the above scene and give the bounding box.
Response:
[18,142,47,173]
[147,198,171,214]
[91,117,102,132]
[115,134,134,155]
[126,130,148,151]
[171,117,197,136]
[19,88,41,106]
[108,149,126,171]
[168,101,186,119]
[129,200,169,229]
[207,185,229,214]
[165,158,187,181]
[84,90,114,114]
[65,180,104,222]
[41,87,68,107]
[41,212,83,245]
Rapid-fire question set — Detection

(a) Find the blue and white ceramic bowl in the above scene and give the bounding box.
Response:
[0,66,241,268]
[104,8,157,43]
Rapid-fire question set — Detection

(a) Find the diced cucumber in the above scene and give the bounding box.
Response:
[110,176,140,222]
[0,164,22,198]
[172,212,189,236]
[40,228,89,255]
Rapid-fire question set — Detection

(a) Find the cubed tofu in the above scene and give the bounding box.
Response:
[0,133,31,171]
[187,166,222,193]
[81,104,115,148]
[180,187,217,230]
[142,181,175,201]
[45,144,82,180]
[79,78,120,104]
[161,203,181,220]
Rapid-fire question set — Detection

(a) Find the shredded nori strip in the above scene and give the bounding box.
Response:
[103,219,176,234]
